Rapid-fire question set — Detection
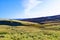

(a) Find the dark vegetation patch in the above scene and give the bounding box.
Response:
[0,32,7,34]
[0,35,5,38]
[0,20,24,26]
[0,32,8,38]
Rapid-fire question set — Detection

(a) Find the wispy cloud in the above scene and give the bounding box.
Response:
[23,0,42,17]
[22,0,60,18]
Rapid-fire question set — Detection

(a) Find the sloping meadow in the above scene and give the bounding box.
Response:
[0,20,60,40]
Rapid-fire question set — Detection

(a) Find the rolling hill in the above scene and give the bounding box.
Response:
[0,15,60,40]
[19,15,60,24]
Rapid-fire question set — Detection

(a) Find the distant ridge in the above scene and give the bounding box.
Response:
[16,15,60,23]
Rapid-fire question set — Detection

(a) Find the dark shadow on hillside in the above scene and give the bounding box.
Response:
[0,21,24,26]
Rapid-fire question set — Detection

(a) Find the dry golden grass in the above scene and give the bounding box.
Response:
[0,20,60,40]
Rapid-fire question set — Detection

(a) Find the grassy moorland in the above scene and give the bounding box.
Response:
[0,20,60,40]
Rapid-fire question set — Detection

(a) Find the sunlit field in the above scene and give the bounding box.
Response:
[0,20,60,40]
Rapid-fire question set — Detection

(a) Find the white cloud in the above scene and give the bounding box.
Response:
[22,0,60,18]
[23,0,42,17]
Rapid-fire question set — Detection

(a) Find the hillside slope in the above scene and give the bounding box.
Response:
[20,15,60,24]
[0,19,60,40]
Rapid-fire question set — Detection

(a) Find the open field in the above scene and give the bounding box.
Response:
[0,20,60,40]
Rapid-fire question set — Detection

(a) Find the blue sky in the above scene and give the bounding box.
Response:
[0,0,60,19]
